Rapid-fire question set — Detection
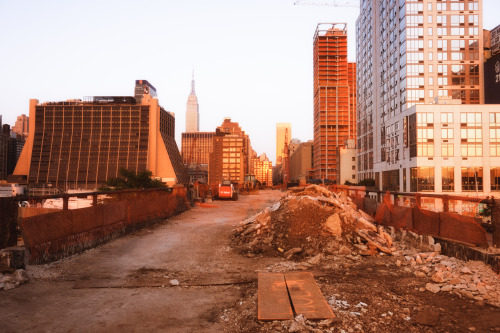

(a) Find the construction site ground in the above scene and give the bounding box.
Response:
[1,189,499,332]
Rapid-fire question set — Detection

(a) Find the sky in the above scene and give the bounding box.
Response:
[1,0,499,164]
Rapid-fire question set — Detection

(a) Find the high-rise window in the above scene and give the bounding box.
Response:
[442,167,454,192]
[461,167,483,192]
[490,113,500,157]
[410,167,435,192]
[460,113,482,157]
[491,168,500,191]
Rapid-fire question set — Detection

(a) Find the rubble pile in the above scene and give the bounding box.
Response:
[0,269,28,291]
[401,251,500,307]
[233,185,394,259]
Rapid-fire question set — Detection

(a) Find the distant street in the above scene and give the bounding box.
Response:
[0,190,284,333]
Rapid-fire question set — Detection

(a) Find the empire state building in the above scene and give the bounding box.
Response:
[185,74,199,132]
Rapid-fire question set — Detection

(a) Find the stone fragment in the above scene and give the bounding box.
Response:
[285,247,303,259]
[426,283,441,293]
[325,213,343,236]
[338,245,351,255]
[461,267,473,274]
[169,279,180,286]
[307,254,323,265]
[415,271,427,278]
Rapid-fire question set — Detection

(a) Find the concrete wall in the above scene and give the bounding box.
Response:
[19,187,189,264]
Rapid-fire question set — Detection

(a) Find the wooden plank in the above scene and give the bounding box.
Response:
[257,273,294,321]
[285,272,335,320]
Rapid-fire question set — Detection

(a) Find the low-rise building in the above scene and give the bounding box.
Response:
[289,140,314,184]
[377,98,500,195]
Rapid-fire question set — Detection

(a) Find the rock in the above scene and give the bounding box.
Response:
[415,271,426,278]
[396,260,401,267]
[285,247,303,259]
[3,283,16,290]
[169,279,180,286]
[441,285,453,292]
[338,245,351,255]
[13,269,28,284]
[431,271,446,283]
[461,267,473,275]
[426,283,441,293]
[355,217,378,233]
[307,254,323,265]
[354,244,368,252]
[357,229,392,254]
[325,213,342,236]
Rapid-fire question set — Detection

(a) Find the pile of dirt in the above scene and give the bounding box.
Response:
[233,185,393,259]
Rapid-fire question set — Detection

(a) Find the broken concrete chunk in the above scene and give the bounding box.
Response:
[357,229,392,254]
[325,213,342,236]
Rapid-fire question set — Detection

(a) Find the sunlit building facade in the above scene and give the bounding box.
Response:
[181,132,214,168]
[356,0,484,190]
[13,83,188,189]
[253,154,273,186]
[208,118,251,185]
[313,23,356,182]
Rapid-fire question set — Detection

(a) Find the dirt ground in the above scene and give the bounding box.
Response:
[1,189,499,332]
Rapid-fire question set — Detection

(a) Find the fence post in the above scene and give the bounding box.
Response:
[443,195,450,213]
[492,199,500,248]
[63,196,69,210]
[0,197,18,249]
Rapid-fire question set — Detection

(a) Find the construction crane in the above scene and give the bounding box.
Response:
[294,0,359,7]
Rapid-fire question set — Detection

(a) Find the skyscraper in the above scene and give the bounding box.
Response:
[356,0,485,191]
[12,114,29,139]
[185,73,199,132]
[13,82,188,189]
[313,23,356,182]
[276,123,291,165]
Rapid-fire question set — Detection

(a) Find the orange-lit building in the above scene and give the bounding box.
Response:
[181,132,214,169]
[12,81,188,189]
[252,154,273,186]
[208,118,250,185]
[313,23,356,182]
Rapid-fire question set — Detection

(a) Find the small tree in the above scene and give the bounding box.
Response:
[99,168,167,191]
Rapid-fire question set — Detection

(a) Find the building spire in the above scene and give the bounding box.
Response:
[191,67,195,94]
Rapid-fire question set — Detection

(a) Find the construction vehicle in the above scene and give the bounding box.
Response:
[215,180,238,200]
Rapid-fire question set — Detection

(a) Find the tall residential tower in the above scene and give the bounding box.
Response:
[357,0,487,193]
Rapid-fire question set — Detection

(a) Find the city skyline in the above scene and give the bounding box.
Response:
[0,0,499,165]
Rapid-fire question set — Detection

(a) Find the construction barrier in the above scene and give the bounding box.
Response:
[19,187,189,264]
[373,200,488,247]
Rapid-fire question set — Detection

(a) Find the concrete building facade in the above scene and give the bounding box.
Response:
[181,132,214,168]
[380,102,500,195]
[13,83,188,189]
[313,23,356,182]
[289,140,314,184]
[336,139,358,185]
[356,0,484,187]
[208,118,250,185]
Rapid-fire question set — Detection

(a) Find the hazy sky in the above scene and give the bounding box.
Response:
[1,0,499,164]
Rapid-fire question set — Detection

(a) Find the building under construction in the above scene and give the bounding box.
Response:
[313,23,356,183]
